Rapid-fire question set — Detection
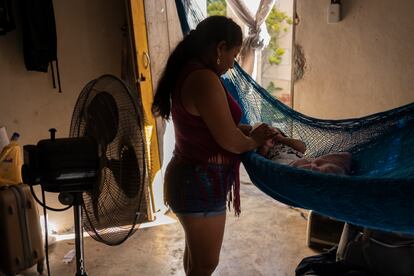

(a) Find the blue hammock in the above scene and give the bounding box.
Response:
[175,0,414,234]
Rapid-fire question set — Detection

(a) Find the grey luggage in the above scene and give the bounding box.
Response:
[0,184,44,275]
[337,223,414,276]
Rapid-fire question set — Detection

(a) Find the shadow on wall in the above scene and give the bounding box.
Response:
[341,0,356,21]
[293,44,306,82]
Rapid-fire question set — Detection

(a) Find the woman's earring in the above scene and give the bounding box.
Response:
[216,56,221,65]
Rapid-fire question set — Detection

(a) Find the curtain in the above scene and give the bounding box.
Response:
[227,0,275,79]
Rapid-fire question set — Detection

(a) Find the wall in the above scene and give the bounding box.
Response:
[294,0,414,119]
[0,0,125,232]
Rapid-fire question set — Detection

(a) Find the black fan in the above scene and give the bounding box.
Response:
[22,75,147,276]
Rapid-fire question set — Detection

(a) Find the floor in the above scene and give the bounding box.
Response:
[19,167,316,276]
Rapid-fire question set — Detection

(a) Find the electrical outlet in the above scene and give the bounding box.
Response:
[328,3,341,23]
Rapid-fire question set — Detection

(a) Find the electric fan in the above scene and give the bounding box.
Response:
[22,74,147,276]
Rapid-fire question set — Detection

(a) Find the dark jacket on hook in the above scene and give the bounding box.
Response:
[0,0,15,35]
[21,0,57,72]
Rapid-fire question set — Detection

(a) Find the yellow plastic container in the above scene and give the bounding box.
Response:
[0,140,23,185]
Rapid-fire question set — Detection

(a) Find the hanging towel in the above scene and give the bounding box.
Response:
[0,0,15,35]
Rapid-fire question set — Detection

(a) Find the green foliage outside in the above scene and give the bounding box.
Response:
[266,81,283,94]
[207,0,226,16]
[265,7,292,65]
[207,1,292,66]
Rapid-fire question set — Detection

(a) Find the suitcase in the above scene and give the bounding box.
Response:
[0,184,44,275]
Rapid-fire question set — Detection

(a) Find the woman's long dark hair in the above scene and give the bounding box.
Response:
[152,16,243,120]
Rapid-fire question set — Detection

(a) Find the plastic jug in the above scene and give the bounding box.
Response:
[0,133,23,185]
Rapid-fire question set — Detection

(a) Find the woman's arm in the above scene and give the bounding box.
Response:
[238,124,252,136]
[182,70,274,154]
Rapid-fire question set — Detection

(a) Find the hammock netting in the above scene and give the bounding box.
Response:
[175,0,414,234]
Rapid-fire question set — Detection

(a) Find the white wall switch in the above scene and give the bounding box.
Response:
[328,3,341,23]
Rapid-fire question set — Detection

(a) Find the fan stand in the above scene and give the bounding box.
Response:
[60,192,88,276]
[73,193,87,276]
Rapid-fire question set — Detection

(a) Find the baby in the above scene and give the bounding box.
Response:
[253,124,352,175]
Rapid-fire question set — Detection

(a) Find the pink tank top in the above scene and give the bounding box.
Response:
[171,63,243,214]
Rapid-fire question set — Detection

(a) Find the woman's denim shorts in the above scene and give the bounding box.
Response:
[164,156,232,217]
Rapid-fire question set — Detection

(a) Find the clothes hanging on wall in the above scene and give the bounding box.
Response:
[21,0,61,91]
[0,0,15,35]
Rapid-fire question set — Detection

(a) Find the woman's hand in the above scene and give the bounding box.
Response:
[249,123,278,146]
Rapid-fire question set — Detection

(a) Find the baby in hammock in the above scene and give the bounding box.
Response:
[253,124,352,175]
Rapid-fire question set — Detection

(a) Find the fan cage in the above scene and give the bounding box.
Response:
[69,75,148,245]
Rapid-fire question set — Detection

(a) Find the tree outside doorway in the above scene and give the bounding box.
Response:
[207,0,294,106]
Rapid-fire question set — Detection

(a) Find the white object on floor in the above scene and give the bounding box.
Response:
[62,248,76,264]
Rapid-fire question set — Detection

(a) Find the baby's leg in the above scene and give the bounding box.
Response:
[290,158,313,169]
[314,152,352,173]
[316,164,346,175]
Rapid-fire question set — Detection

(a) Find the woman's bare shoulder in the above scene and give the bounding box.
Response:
[182,68,223,95]
[185,67,219,83]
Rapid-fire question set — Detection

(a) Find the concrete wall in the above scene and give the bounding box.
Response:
[294,0,414,119]
[0,0,125,232]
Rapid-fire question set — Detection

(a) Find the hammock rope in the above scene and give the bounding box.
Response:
[175,0,414,234]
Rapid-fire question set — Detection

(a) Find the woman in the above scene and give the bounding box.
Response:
[152,16,275,276]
